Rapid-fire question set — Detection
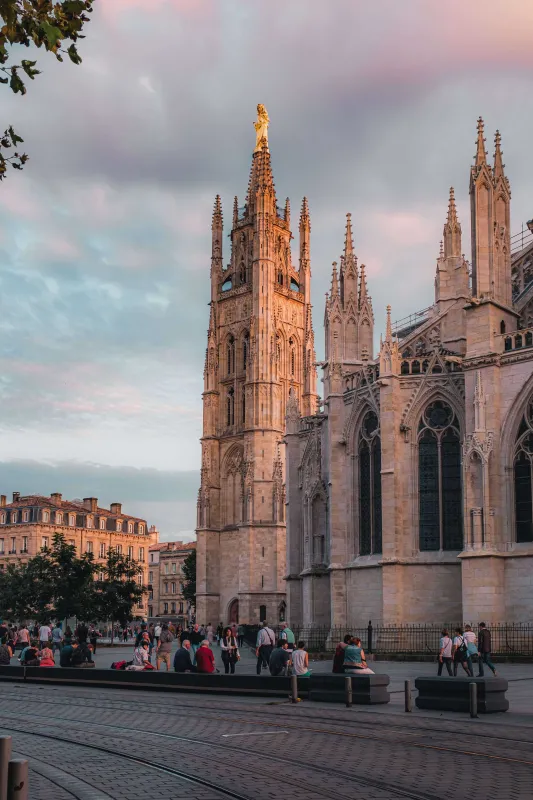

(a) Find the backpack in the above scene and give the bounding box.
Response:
[111,660,131,670]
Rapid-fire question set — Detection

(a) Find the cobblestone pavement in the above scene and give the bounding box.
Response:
[2,679,533,799]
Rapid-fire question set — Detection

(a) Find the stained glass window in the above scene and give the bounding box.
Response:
[514,406,533,543]
[418,401,462,551]
[358,410,382,555]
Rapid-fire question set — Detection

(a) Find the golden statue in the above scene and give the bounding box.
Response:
[254,103,269,152]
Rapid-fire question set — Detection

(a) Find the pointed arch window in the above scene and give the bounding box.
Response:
[514,401,533,542]
[358,410,382,555]
[239,262,246,284]
[418,400,462,551]
[227,388,235,427]
[243,332,249,370]
[227,336,235,375]
[242,386,246,424]
[289,337,296,377]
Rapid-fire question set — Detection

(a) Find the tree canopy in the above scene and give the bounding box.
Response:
[0,0,94,179]
[181,548,196,608]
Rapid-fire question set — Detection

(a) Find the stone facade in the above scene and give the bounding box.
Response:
[286,119,533,627]
[195,108,318,626]
[0,492,158,615]
[148,540,195,621]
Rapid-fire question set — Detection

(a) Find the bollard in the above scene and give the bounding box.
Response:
[469,681,478,718]
[404,679,412,712]
[7,759,28,800]
[290,674,298,703]
[345,676,352,708]
[0,737,12,800]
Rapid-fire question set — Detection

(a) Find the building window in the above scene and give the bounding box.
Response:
[98,571,104,581]
[0,513,5,524]
[179,601,184,614]
[69,514,75,526]
[10,511,17,524]
[56,512,63,525]
[164,602,168,613]
[68,539,75,547]
[99,542,106,558]
[418,400,462,551]
[165,563,169,574]
[148,606,153,617]
[172,562,176,573]
[171,602,176,613]
[171,581,176,594]
[150,552,154,562]
[86,541,93,554]
[358,410,382,556]
[0,539,3,553]
[86,515,93,528]
[149,571,153,583]
[10,536,16,553]
[22,510,30,522]
[139,547,145,562]
[41,536,49,549]
[116,520,122,532]
[99,517,106,530]
[243,332,249,369]
[42,511,49,523]
[128,546,134,559]
[513,402,533,542]
[116,544,123,555]
[259,604,267,621]
[128,522,134,534]
[22,536,28,553]
[164,582,168,593]
[227,336,235,375]
[139,524,144,535]
[227,387,235,426]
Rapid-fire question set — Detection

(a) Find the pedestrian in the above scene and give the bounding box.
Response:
[173,640,197,673]
[292,640,311,677]
[156,623,174,671]
[16,623,30,652]
[0,638,13,664]
[280,623,296,661]
[154,621,162,647]
[255,621,276,675]
[75,622,88,645]
[206,622,214,645]
[230,622,238,640]
[122,626,128,643]
[452,627,472,677]
[88,624,99,654]
[437,628,453,676]
[463,624,478,671]
[189,624,203,665]
[477,622,498,677]
[63,626,73,646]
[196,639,216,673]
[216,621,224,645]
[332,634,351,673]
[51,622,63,656]
[269,639,292,676]
[220,627,240,674]
[0,620,7,641]
[237,623,245,648]
[343,637,374,674]
[31,622,39,639]
[38,621,52,650]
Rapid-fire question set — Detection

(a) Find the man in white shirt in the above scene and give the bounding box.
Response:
[39,623,52,650]
[154,623,162,646]
[255,621,276,675]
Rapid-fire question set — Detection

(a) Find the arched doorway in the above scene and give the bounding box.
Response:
[228,598,239,624]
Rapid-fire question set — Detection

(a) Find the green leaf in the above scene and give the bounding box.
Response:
[40,21,63,50]
[9,70,26,95]
[67,44,82,65]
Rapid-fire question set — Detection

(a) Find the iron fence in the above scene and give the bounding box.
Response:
[245,622,533,656]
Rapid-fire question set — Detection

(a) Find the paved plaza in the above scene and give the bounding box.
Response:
[2,640,533,799]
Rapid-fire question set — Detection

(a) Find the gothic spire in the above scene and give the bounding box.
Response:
[330,261,339,299]
[284,197,290,227]
[212,194,223,230]
[359,263,369,304]
[233,195,238,226]
[344,212,354,258]
[299,196,310,228]
[475,116,487,167]
[443,186,461,258]
[385,304,392,344]
[493,129,505,179]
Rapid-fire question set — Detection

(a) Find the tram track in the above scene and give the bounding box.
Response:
[0,721,448,800]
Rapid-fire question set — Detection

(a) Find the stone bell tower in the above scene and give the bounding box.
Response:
[195,105,318,626]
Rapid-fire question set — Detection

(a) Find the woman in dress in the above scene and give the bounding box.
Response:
[220,627,240,674]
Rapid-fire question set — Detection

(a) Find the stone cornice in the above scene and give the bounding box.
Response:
[462,354,501,370]
[501,349,533,366]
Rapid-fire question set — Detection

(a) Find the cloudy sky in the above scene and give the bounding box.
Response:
[1,0,532,539]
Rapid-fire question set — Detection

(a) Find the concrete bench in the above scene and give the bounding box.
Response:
[415,676,509,713]
[0,665,310,699]
[309,673,390,704]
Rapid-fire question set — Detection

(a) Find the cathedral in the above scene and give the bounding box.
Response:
[286,117,533,627]
[196,106,533,628]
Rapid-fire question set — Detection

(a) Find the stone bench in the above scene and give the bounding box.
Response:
[415,676,509,713]
[0,665,310,699]
[308,673,390,704]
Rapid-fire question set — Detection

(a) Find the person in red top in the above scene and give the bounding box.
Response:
[195,640,216,673]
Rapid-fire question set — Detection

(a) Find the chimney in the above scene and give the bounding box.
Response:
[12,492,20,503]
[83,497,98,513]
[51,493,62,504]
[110,502,122,515]
[0,495,6,507]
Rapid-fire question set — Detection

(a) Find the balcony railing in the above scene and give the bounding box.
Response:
[391,306,433,339]
[503,327,533,352]
[511,222,533,255]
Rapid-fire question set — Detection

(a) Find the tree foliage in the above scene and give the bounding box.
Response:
[0,533,147,625]
[94,547,146,629]
[0,0,94,179]
[181,548,196,608]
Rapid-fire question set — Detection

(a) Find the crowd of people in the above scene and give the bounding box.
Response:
[0,620,97,667]
[437,623,498,677]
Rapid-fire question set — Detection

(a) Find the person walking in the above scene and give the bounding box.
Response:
[216,622,224,645]
[463,624,478,673]
[343,637,374,674]
[16,623,30,653]
[477,622,498,677]
[156,623,174,671]
[51,623,63,656]
[437,628,453,676]
[206,623,214,645]
[237,623,245,648]
[38,621,52,650]
[88,624,99,655]
[292,641,311,677]
[452,627,472,677]
[154,622,162,649]
[189,624,203,665]
[220,627,240,674]
[256,621,276,675]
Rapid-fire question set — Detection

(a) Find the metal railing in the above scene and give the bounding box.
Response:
[391,306,432,339]
[245,622,533,656]
[511,222,533,255]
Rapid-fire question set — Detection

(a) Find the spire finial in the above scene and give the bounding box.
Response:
[299,196,310,226]
[493,129,504,177]
[385,304,392,342]
[233,195,238,225]
[443,186,461,258]
[330,261,339,297]
[447,186,458,223]
[439,240,444,258]
[212,194,223,230]
[475,116,487,166]
[344,212,354,257]
[284,197,290,226]
[359,263,368,302]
